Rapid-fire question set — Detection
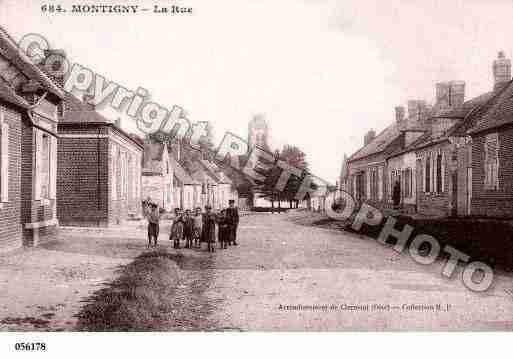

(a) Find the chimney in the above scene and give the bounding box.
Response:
[407,100,428,123]
[436,81,465,109]
[364,129,376,146]
[39,49,67,89]
[114,117,121,128]
[395,106,405,123]
[493,51,511,90]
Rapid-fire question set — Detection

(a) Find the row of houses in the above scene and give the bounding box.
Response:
[0,26,237,253]
[340,51,513,218]
[141,139,238,212]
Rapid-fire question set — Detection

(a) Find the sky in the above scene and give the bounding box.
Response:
[1,0,513,184]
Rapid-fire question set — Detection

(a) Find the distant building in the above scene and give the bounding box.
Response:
[142,141,174,211]
[248,114,269,150]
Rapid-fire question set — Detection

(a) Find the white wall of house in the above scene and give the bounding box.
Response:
[387,152,417,205]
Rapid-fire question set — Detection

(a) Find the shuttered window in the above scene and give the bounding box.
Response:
[378,167,383,200]
[404,168,412,198]
[111,144,118,200]
[33,129,56,202]
[41,134,50,199]
[484,133,499,190]
[425,155,431,193]
[0,111,8,203]
[436,153,442,194]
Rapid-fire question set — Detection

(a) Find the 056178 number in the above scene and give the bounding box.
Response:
[14,342,47,351]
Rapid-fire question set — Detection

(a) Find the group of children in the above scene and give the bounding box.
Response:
[145,200,239,252]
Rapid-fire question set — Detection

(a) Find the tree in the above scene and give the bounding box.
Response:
[278,145,309,208]
[280,145,308,171]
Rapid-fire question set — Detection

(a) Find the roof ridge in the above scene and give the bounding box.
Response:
[0,26,64,99]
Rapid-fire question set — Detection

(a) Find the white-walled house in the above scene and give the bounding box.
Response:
[142,142,174,211]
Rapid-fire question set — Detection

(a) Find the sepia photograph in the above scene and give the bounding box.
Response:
[0,0,512,356]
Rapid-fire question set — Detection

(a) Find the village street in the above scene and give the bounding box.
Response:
[2,211,513,331]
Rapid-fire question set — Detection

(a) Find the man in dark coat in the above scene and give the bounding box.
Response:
[226,199,239,246]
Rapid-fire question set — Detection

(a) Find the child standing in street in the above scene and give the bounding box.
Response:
[183,209,194,249]
[193,207,203,248]
[170,208,184,249]
[202,205,216,252]
[147,203,160,248]
[217,209,229,249]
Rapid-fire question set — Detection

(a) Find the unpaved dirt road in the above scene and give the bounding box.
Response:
[201,212,513,330]
[2,211,513,331]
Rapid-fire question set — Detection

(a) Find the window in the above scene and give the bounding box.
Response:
[425,155,431,193]
[484,133,499,190]
[34,130,56,202]
[111,145,118,200]
[119,150,125,199]
[41,134,50,199]
[403,168,412,198]
[369,168,379,200]
[436,153,442,193]
[378,167,383,200]
[0,111,8,203]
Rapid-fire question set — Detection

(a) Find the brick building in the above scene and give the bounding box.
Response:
[31,47,144,227]
[467,52,513,217]
[56,94,143,226]
[344,51,513,219]
[345,110,407,208]
[0,27,64,250]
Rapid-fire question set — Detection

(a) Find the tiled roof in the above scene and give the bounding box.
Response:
[0,77,29,109]
[348,123,401,162]
[397,90,500,151]
[0,26,64,99]
[142,142,166,173]
[448,89,503,137]
[468,80,513,134]
[433,91,494,120]
[198,159,222,182]
[60,92,144,150]
[170,153,197,185]
[61,93,111,124]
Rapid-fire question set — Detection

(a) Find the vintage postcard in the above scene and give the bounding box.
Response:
[0,0,512,356]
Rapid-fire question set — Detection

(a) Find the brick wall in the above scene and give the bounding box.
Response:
[471,125,513,217]
[0,103,22,251]
[57,125,110,226]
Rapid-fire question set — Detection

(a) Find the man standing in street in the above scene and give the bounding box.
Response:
[226,199,239,246]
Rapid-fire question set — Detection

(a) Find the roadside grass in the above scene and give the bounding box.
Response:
[76,249,182,331]
[294,212,513,272]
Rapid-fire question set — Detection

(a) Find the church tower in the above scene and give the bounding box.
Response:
[248,114,269,150]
